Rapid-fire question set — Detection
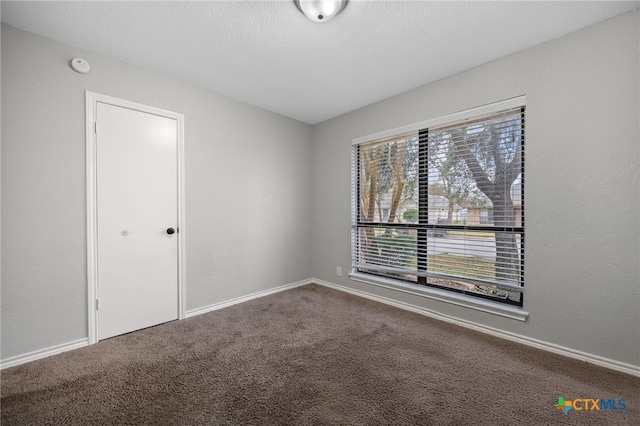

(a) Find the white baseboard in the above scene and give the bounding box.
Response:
[313,278,640,378]
[186,278,313,318]
[5,279,637,378]
[1,280,311,369]
[1,338,89,370]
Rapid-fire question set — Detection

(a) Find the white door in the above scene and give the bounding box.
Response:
[96,102,178,340]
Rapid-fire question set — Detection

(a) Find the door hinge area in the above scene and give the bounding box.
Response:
[94,121,97,134]
[96,299,99,310]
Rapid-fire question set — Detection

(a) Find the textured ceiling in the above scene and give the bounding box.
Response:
[2,1,638,124]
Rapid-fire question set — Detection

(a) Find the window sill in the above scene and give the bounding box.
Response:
[349,272,529,321]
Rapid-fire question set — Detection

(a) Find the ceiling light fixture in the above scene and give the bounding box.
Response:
[294,0,348,23]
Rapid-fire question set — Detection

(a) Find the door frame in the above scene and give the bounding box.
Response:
[85,91,186,344]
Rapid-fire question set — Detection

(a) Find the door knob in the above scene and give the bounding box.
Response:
[166,228,176,235]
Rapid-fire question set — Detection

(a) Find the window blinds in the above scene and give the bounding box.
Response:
[352,105,524,304]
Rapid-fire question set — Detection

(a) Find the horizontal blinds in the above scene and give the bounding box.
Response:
[352,105,525,302]
[354,226,424,279]
[357,132,419,224]
[428,109,524,229]
[352,95,526,146]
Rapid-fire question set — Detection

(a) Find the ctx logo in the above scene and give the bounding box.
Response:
[554,397,627,414]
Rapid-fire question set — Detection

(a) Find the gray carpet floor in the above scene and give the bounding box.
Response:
[2,284,638,425]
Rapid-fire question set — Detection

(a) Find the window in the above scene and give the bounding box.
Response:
[351,100,525,306]
[480,209,493,225]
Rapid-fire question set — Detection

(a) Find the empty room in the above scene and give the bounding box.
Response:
[1,1,639,424]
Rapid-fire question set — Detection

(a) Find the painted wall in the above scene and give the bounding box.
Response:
[311,11,640,368]
[1,25,312,359]
[2,11,639,370]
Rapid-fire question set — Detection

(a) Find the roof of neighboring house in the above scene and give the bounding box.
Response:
[377,180,521,211]
[382,194,460,210]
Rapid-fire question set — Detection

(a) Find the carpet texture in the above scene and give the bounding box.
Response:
[2,284,638,425]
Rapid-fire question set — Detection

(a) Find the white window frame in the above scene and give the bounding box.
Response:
[351,96,528,321]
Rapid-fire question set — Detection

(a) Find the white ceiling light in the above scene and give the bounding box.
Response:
[294,0,348,23]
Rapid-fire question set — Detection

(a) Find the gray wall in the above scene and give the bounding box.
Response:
[311,11,640,367]
[1,24,312,359]
[2,11,639,369]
